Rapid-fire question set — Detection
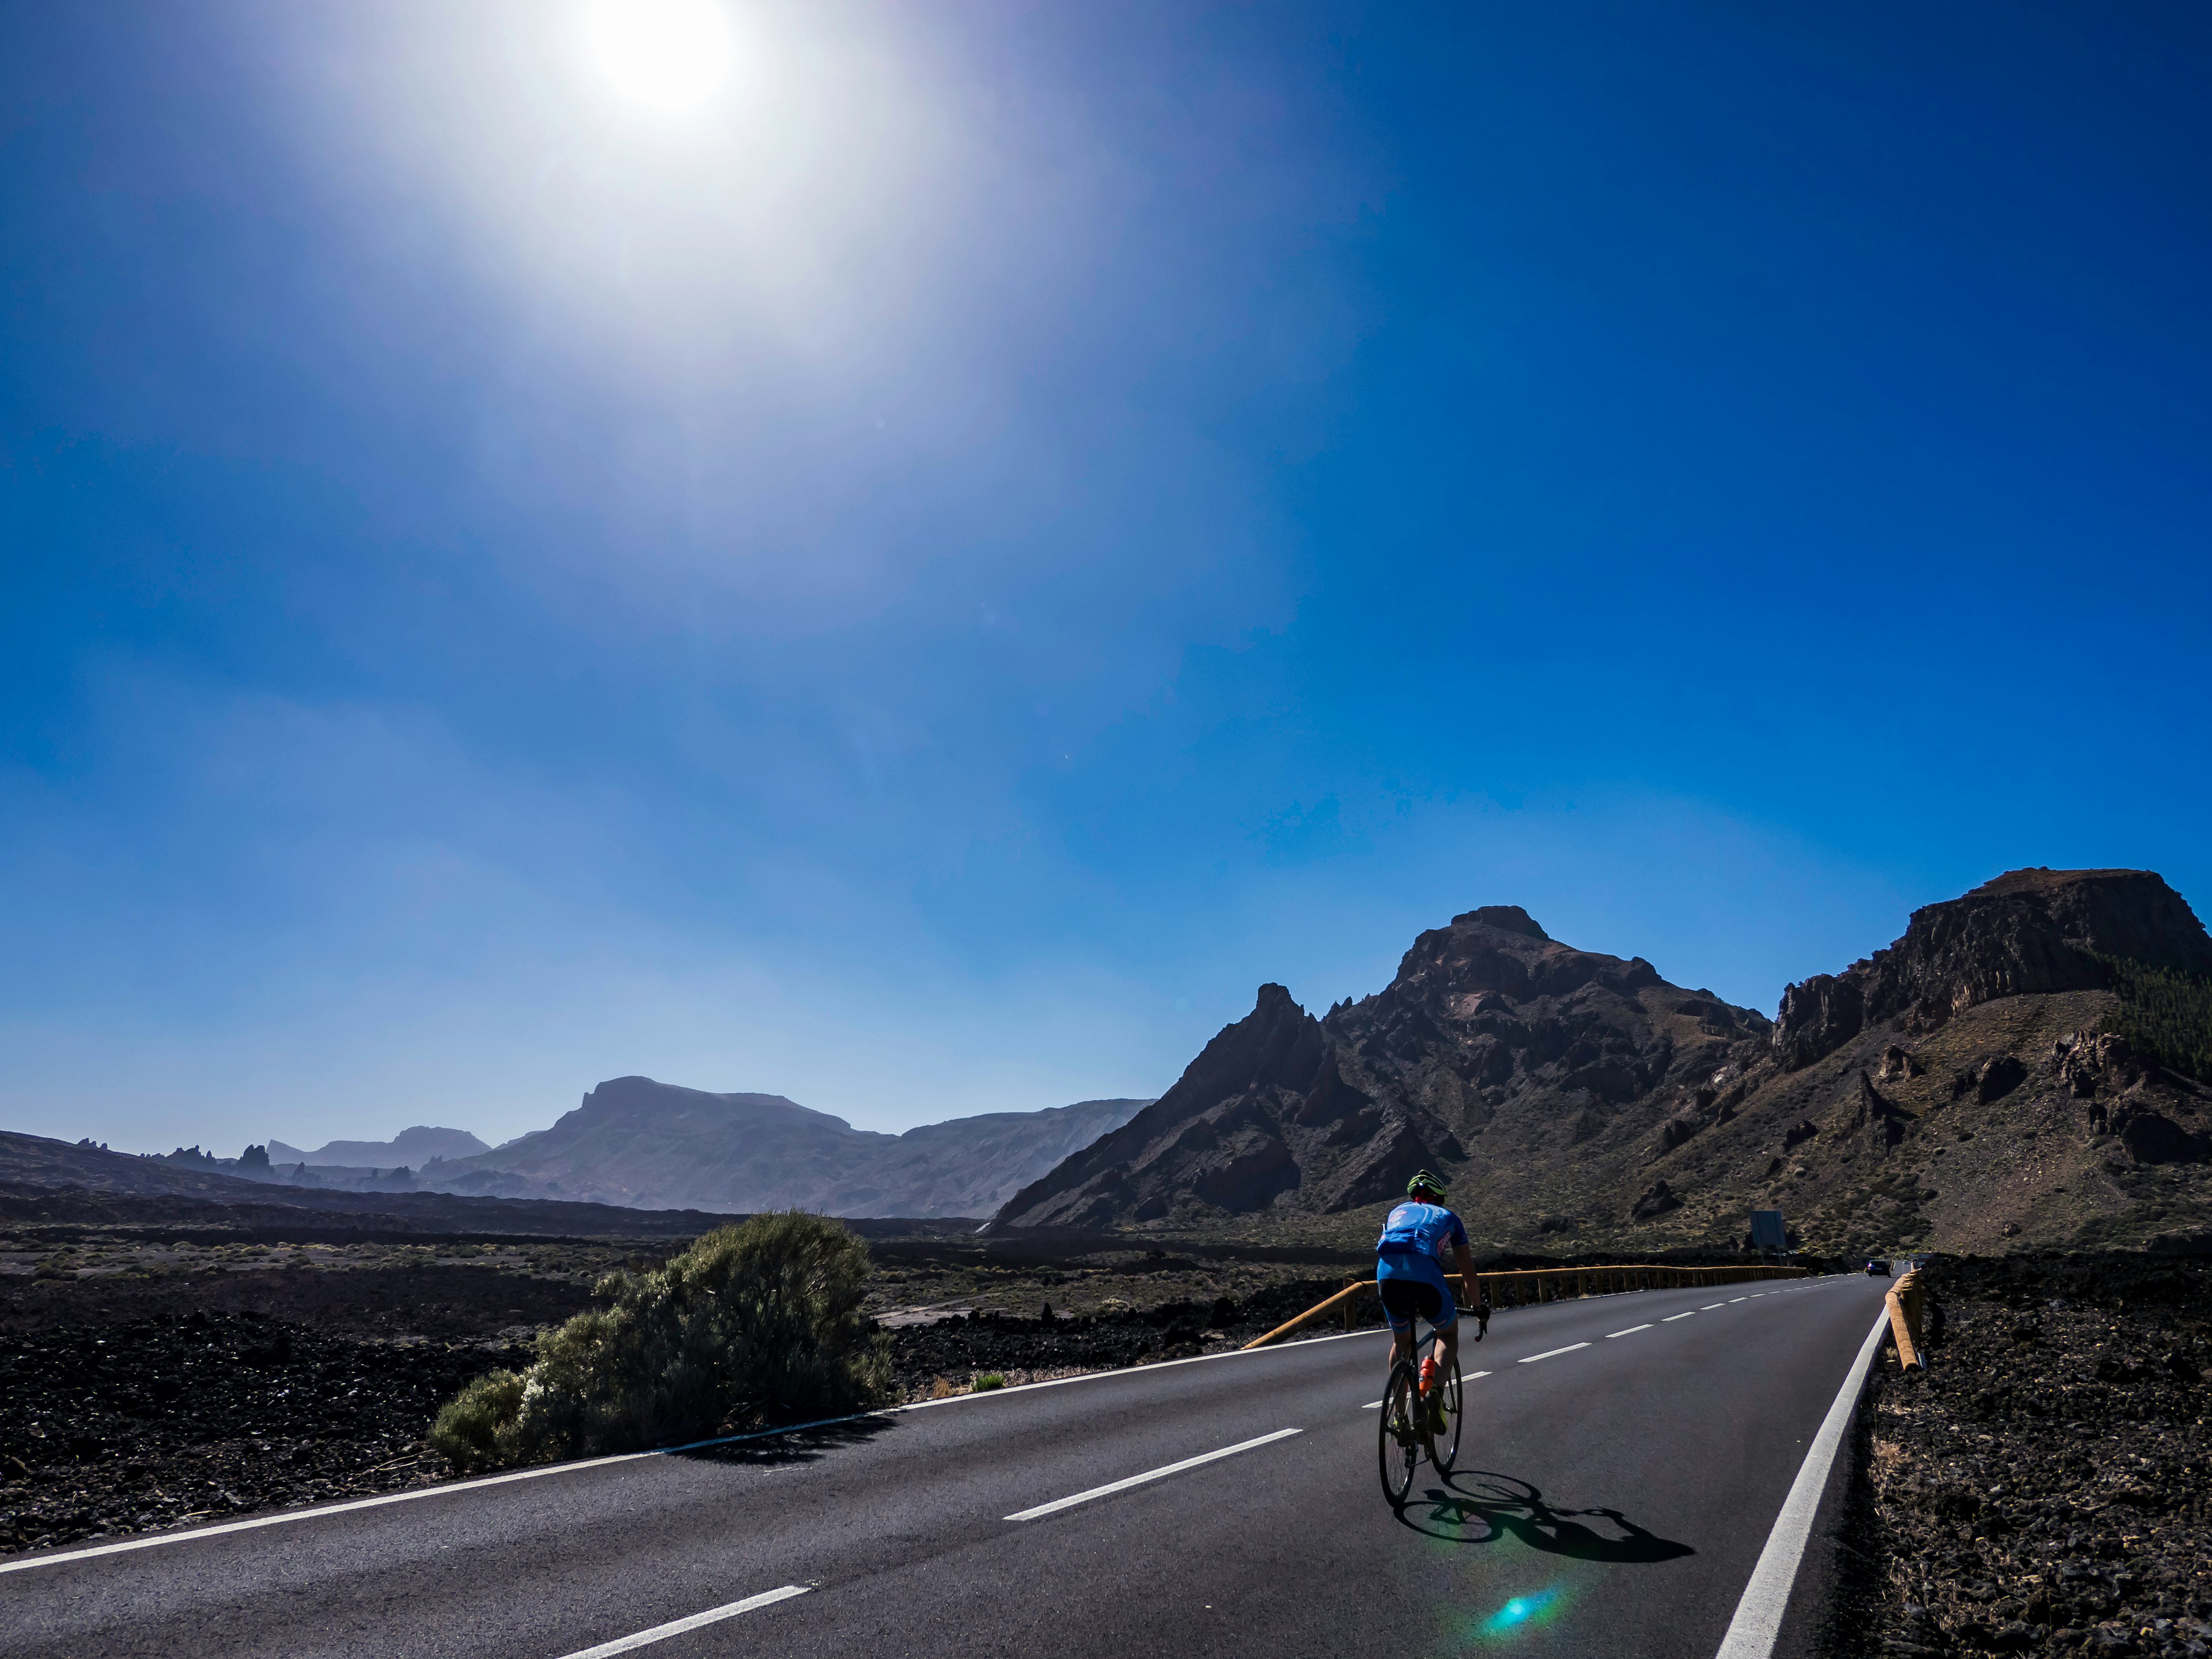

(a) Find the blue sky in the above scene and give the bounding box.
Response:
[5,2,2209,1156]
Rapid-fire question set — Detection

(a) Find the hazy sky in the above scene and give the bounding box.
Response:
[5,2,2209,1156]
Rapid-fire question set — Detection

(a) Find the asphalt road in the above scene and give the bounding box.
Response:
[2,1272,1895,1659]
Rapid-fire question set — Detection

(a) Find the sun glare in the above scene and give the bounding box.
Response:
[581,0,737,115]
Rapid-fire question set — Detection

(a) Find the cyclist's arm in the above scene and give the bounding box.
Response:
[1452,1241,1479,1308]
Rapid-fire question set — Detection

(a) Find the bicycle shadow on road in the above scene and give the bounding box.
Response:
[1397,1469,1694,1563]
[672,1414,899,1469]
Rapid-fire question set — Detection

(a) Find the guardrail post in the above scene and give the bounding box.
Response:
[1886,1270,1926,1370]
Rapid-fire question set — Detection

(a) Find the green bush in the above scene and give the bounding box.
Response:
[429,1211,892,1474]
[973,1372,1006,1391]
[2098,956,2212,1084]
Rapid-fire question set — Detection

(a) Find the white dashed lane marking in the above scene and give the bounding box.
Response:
[1519,1343,1590,1364]
[1663,1312,1696,1323]
[554,1586,811,1659]
[1607,1325,1653,1339]
[1004,1429,1302,1522]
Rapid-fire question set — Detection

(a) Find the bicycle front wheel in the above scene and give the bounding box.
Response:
[1426,1351,1464,1475]
[1378,1361,1421,1508]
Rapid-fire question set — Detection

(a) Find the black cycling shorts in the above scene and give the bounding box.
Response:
[1377,1275,1455,1332]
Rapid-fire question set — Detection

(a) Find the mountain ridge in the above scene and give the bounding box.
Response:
[995,868,2212,1256]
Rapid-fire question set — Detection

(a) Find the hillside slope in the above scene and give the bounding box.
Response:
[994,873,2212,1256]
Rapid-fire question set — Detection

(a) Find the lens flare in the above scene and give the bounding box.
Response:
[1474,1584,1567,1640]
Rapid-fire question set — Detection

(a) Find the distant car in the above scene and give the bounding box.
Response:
[1865,1260,1886,1276]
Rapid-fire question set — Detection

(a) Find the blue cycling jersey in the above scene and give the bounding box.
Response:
[1375,1200,1467,1269]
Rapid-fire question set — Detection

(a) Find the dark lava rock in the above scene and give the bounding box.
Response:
[885,1278,1383,1391]
[0,1264,596,1340]
[1828,1252,2212,1659]
[0,1307,533,1555]
[1976,1056,2029,1105]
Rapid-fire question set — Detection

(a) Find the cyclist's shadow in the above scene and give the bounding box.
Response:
[1398,1470,1694,1563]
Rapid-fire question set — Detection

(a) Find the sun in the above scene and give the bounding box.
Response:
[580,0,738,116]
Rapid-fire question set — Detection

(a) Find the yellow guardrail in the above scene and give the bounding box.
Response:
[1885,1267,1926,1370]
[1241,1262,1809,1351]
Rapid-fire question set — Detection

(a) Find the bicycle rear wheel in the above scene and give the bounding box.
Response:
[1426,1350,1464,1474]
[1377,1360,1421,1508]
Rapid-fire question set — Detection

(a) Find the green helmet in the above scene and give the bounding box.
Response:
[1406,1169,1448,1200]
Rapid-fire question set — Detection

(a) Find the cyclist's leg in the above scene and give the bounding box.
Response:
[1425,1282,1461,1374]
[1379,1277,1418,1372]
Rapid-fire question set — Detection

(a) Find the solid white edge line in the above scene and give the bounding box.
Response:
[1607,1325,1653,1338]
[1517,1342,1591,1363]
[0,1450,656,1576]
[1003,1428,1301,1521]
[554,1585,811,1659]
[1711,1308,1892,1659]
[1662,1312,1696,1322]
[3,1276,1827,1574]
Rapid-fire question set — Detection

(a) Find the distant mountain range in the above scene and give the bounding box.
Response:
[267,1127,490,1168]
[35,1088,1152,1221]
[16,865,2205,1255]
[406,1080,1150,1218]
[994,869,2212,1256]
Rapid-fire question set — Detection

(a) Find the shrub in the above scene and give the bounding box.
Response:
[2098,956,2212,1085]
[973,1372,1006,1391]
[430,1369,528,1472]
[429,1211,892,1474]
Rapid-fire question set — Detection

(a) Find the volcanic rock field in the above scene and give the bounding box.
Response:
[1839,1253,2212,1658]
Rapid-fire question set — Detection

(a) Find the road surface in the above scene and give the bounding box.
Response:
[2,1272,1894,1659]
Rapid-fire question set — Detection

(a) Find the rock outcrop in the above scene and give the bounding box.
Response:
[1772,869,2212,1071]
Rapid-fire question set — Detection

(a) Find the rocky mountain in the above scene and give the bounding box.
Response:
[1770,868,2212,1070]
[267,1127,489,1167]
[422,1080,1150,1218]
[995,904,1770,1227]
[994,872,2212,1257]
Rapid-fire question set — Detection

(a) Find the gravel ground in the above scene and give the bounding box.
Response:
[0,1310,535,1554]
[0,1265,596,1555]
[1838,1254,2212,1658]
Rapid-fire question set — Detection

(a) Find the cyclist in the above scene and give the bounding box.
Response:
[1376,1170,1483,1425]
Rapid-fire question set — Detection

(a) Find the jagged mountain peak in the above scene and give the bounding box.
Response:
[995,902,1765,1229]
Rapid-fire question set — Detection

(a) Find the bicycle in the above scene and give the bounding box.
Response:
[1377,1301,1484,1508]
